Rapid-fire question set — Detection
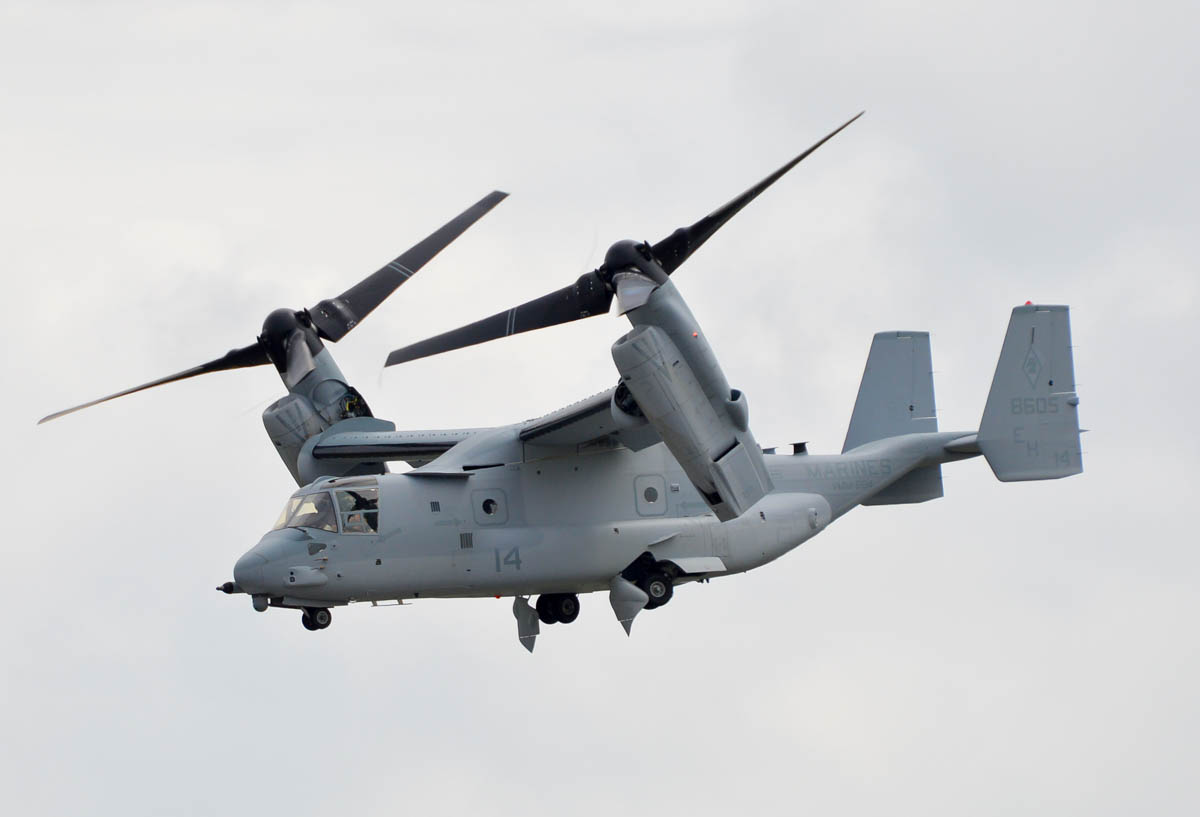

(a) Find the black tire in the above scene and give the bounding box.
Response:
[535,594,559,625]
[639,572,673,610]
[553,594,580,624]
[301,612,319,631]
[311,608,332,629]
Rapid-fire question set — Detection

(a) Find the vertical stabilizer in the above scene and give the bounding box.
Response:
[978,305,1082,481]
[845,331,942,505]
[843,332,938,452]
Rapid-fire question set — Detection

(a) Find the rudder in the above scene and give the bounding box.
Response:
[844,331,942,505]
[843,331,938,452]
[978,305,1082,481]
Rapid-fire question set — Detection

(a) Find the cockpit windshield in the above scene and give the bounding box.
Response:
[272,491,338,533]
[271,482,380,534]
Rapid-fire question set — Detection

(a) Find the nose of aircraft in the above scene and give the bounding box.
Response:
[233,551,267,594]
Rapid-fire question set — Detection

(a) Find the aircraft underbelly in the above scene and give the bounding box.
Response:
[342,517,710,599]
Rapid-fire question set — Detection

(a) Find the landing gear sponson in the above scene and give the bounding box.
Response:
[512,554,681,651]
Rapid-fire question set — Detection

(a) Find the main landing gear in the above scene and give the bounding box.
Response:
[638,570,674,609]
[301,607,332,631]
[623,552,676,610]
[536,593,580,625]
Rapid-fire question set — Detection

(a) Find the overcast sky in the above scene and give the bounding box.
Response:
[3,1,1197,814]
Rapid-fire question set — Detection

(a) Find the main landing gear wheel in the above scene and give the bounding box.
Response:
[536,593,580,625]
[536,594,559,625]
[302,607,332,630]
[552,594,580,624]
[638,572,673,610]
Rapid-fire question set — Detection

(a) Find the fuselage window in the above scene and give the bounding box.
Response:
[273,491,338,533]
[336,488,379,534]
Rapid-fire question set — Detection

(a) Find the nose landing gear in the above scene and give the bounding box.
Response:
[301,607,333,631]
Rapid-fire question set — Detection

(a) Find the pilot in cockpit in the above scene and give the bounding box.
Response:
[271,484,380,534]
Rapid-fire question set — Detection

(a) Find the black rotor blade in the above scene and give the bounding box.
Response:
[38,342,270,424]
[651,111,863,274]
[383,114,862,368]
[385,271,611,367]
[309,190,509,342]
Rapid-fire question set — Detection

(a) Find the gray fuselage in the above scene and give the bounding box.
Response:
[232,430,975,608]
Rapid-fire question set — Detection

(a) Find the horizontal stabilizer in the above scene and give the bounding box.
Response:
[978,305,1082,481]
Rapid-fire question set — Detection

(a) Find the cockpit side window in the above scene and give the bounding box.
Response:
[336,488,379,534]
[273,491,338,533]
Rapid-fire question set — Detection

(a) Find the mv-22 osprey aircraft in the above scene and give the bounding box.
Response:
[41,113,1083,650]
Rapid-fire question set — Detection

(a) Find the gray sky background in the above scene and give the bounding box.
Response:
[3,1,1197,814]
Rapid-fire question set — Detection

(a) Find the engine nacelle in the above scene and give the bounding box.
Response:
[611,282,772,521]
[263,393,330,484]
[262,375,378,485]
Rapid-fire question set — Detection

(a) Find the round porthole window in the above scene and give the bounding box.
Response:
[643,486,659,503]
[482,498,498,515]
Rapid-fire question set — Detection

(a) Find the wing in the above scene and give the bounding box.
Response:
[311,389,661,472]
[519,388,660,452]
[310,428,487,468]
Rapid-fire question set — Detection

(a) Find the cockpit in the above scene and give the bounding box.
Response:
[272,479,380,534]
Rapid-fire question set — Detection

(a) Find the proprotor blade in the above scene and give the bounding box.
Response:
[310,190,509,342]
[39,193,508,424]
[651,111,863,274]
[383,113,863,368]
[385,271,610,366]
[37,342,270,424]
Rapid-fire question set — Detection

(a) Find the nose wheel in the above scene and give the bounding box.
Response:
[301,607,332,631]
